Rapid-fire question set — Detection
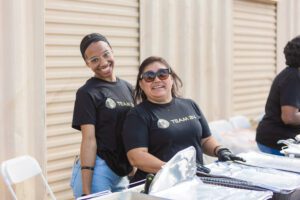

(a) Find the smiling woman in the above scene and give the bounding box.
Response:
[83,38,115,81]
[70,33,134,198]
[139,62,174,104]
[122,56,245,185]
[134,56,182,105]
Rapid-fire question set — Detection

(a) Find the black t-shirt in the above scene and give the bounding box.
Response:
[122,97,211,182]
[72,77,134,176]
[256,67,300,150]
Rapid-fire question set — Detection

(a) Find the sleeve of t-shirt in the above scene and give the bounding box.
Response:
[122,110,149,152]
[280,74,300,108]
[72,90,97,131]
[190,100,212,138]
[124,80,134,97]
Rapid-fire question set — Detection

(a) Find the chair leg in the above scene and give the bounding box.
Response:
[7,184,18,200]
[41,175,56,200]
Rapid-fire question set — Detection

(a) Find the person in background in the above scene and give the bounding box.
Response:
[70,33,134,198]
[122,56,244,184]
[256,35,300,155]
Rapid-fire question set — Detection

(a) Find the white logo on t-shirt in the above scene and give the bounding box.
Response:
[105,98,116,109]
[170,115,197,124]
[157,119,170,129]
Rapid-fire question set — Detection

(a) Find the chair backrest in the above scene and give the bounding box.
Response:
[209,120,234,133]
[229,115,251,129]
[209,120,234,142]
[255,112,265,124]
[1,155,56,200]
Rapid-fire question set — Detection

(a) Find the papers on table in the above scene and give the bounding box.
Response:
[207,161,300,193]
[149,147,273,200]
[153,178,272,200]
[238,151,300,173]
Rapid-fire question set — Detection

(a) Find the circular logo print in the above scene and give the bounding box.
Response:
[105,98,116,109]
[157,119,170,129]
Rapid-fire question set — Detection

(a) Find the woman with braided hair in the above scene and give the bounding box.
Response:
[256,35,300,155]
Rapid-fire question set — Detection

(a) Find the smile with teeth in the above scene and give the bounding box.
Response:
[152,85,165,89]
[98,64,111,71]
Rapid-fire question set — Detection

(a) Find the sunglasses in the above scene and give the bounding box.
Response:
[140,68,172,82]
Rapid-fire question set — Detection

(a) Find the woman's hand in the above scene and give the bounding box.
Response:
[128,167,137,177]
[216,148,246,162]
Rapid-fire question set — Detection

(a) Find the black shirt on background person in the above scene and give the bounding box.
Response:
[256,35,300,155]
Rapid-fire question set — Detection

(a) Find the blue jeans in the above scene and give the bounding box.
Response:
[70,155,129,198]
[257,143,284,156]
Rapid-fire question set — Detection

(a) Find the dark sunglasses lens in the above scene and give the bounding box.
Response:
[143,71,156,82]
[142,68,170,82]
[157,69,170,80]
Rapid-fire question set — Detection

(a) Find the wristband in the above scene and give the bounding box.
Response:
[81,166,94,171]
[213,145,222,156]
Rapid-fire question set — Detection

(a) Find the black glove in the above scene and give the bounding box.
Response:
[196,163,211,174]
[217,148,246,162]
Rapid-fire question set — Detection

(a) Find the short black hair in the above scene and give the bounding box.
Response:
[284,35,300,68]
[80,33,111,59]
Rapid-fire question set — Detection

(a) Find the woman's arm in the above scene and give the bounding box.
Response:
[201,136,221,157]
[201,136,245,162]
[80,124,97,195]
[127,147,165,173]
[281,105,300,125]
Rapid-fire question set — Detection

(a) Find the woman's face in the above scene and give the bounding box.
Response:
[84,41,115,81]
[139,61,173,104]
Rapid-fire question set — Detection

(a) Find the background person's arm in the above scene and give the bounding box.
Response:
[281,105,300,125]
[127,147,165,173]
[80,124,97,195]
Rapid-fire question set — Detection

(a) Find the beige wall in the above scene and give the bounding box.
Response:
[0,0,45,199]
[140,0,233,120]
[0,0,300,199]
[45,1,140,199]
[231,0,277,118]
[140,0,300,121]
[277,0,300,72]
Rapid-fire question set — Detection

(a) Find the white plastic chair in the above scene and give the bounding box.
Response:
[205,120,233,164]
[255,112,265,124]
[1,155,56,200]
[208,119,234,143]
[229,115,251,129]
[209,120,233,134]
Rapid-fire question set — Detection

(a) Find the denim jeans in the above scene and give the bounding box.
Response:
[257,143,284,156]
[70,155,129,198]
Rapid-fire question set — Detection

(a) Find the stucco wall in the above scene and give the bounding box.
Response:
[0,0,45,199]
